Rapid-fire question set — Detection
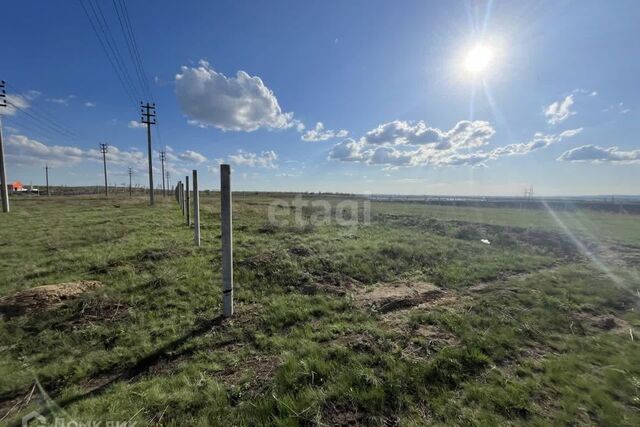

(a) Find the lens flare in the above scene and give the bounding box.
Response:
[464,44,493,74]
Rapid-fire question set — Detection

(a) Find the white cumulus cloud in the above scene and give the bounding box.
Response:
[5,134,211,176]
[328,117,583,168]
[178,150,207,163]
[228,150,278,168]
[361,120,494,149]
[175,60,294,132]
[328,120,496,167]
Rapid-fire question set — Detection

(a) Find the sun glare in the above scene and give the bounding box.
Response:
[464,44,493,74]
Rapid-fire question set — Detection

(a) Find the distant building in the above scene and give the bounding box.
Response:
[8,181,25,192]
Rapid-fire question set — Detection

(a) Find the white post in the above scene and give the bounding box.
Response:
[185,175,190,226]
[0,117,10,213]
[192,170,200,246]
[180,182,185,217]
[221,164,233,317]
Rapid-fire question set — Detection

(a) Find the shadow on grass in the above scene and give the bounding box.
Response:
[6,314,226,427]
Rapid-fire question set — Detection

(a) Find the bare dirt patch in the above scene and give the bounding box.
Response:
[0,281,103,318]
[288,245,315,257]
[356,281,444,313]
[239,251,277,268]
[323,401,367,426]
[216,354,280,401]
[303,272,363,296]
[467,265,563,294]
[66,298,129,327]
[400,325,460,361]
[89,247,189,274]
[333,331,383,354]
[571,312,634,336]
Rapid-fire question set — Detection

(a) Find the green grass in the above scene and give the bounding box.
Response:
[1,194,639,426]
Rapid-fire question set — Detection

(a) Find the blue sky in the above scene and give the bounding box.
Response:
[1,0,639,195]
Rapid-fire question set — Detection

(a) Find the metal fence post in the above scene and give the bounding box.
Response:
[221,164,233,317]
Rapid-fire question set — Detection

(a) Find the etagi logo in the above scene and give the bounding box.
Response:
[267,195,371,228]
[22,411,137,427]
[22,411,47,426]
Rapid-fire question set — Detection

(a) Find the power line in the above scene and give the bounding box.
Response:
[78,0,139,111]
[2,115,63,143]
[5,101,76,140]
[4,103,77,142]
[3,82,80,139]
[114,0,165,153]
[90,0,142,101]
[112,0,151,101]
[116,0,166,152]
[118,0,154,102]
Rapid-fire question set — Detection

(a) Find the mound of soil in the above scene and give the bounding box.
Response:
[239,252,277,268]
[357,281,443,313]
[302,272,363,296]
[573,312,630,332]
[0,280,103,318]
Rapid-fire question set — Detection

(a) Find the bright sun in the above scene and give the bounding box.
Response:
[464,44,493,74]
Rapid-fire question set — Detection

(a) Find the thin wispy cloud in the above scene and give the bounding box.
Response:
[46,95,75,106]
[558,145,640,164]
[128,120,145,129]
[228,150,278,168]
[301,122,348,141]
[544,95,575,125]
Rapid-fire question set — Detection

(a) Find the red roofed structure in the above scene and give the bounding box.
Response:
[8,181,24,192]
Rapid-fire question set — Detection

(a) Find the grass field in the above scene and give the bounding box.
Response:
[1,194,639,426]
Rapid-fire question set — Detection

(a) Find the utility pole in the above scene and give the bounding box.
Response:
[0,80,9,213]
[159,150,166,197]
[128,167,133,197]
[166,170,170,192]
[99,143,108,197]
[140,102,156,205]
[44,164,50,196]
